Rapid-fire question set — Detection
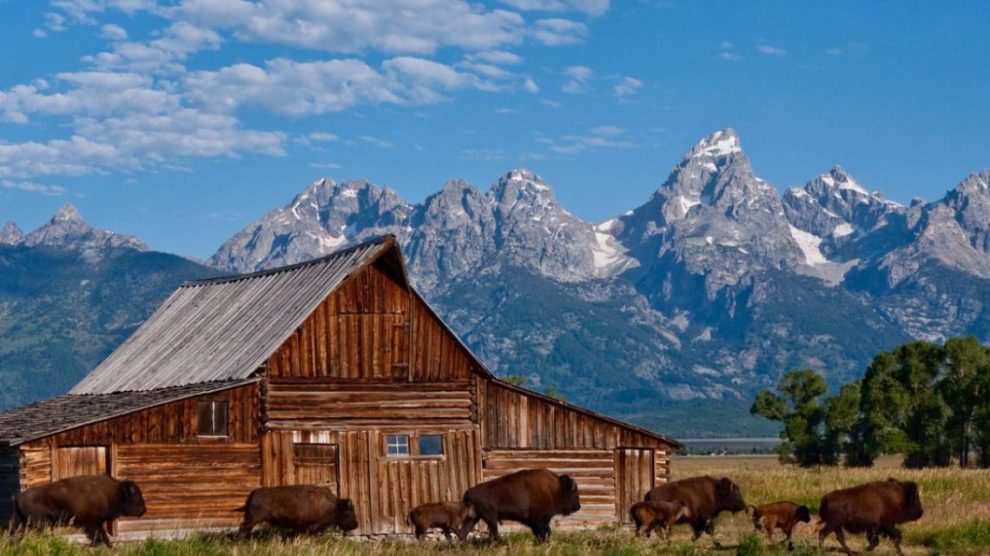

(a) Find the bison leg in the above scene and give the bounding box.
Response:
[530,519,552,543]
[441,526,454,543]
[865,529,880,551]
[764,523,774,542]
[880,525,904,556]
[833,528,856,556]
[477,511,501,543]
[236,516,259,539]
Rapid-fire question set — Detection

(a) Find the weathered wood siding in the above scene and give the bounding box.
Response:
[266,379,475,428]
[37,383,260,446]
[18,443,52,489]
[266,263,475,382]
[482,449,617,528]
[615,448,654,522]
[262,428,482,535]
[116,444,260,533]
[482,381,666,450]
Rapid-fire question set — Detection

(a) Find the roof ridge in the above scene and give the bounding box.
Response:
[184,234,396,287]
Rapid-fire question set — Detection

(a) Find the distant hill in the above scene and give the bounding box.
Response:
[0,208,220,409]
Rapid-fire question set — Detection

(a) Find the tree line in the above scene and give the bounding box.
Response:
[751,337,990,468]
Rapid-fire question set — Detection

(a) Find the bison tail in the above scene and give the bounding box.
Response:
[233,505,247,513]
[405,511,414,526]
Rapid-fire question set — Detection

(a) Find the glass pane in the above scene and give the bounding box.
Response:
[213,401,228,436]
[419,435,444,456]
[386,434,409,456]
[196,401,213,435]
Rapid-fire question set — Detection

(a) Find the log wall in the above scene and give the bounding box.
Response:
[116,444,260,533]
[38,383,260,446]
[266,379,475,427]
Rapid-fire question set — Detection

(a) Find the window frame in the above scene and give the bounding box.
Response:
[385,434,410,458]
[418,434,445,457]
[196,400,229,438]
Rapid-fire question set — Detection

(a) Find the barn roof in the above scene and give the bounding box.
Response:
[0,379,257,446]
[71,236,397,394]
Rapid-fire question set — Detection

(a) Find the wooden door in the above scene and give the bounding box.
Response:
[53,446,110,480]
[293,443,339,495]
[615,448,655,523]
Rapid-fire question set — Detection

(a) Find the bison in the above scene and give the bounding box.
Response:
[748,501,811,549]
[644,475,746,545]
[10,474,146,547]
[407,501,476,542]
[236,485,358,538]
[818,477,923,556]
[629,499,690,539]
[461,468,580,543]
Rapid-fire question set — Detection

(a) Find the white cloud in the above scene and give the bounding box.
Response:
[825,47,844,56]
[613,76,643,99]
[84,21,222,73]
[99,23,128,40]
[465,50,523,65]
[360,135,392,148]
[308,131,339,142]
[186,56,504,116]
[174,0,526,55]
[495,107,519,114]
[310,162,343,170]
[1,180,67,196]
[542,125,636,154]
[719,40,741,61]
[44,12,68,32]
[500,0,609,16]
[532,18,588,46]
[523,77,540,94]
[757,43,788,57]
[561,65,593,93]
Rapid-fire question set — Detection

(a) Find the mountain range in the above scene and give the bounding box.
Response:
[4,129,990,436]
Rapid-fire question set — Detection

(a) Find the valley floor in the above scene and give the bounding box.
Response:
[3,456,988,555]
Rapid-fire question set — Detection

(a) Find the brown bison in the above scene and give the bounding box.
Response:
[818,478,923,556]
[461,468,580,542]
[11,475,146,547]
[644,475,746,545]
[629,499,690,539]
[407,501,477,542]
[748,501,811,549]
[236,485,358,537]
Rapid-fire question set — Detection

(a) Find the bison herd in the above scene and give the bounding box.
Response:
[6,469,924,554]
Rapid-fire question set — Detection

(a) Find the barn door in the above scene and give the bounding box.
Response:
[53,446,110,480]
[615,448,655,523]
[293,443,339,495]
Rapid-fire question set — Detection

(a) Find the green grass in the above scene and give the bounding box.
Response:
[3,456,990,555]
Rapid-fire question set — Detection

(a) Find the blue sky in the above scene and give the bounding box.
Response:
[1,0,988,258]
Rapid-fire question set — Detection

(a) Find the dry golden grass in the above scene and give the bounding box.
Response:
[2,456,988,555]
[672,455,990,554]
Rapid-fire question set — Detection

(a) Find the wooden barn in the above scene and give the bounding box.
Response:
[0,236,679,537]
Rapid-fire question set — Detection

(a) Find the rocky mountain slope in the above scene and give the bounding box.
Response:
[207,129,990,435]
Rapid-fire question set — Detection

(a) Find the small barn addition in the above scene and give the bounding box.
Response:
[0,236,679,536]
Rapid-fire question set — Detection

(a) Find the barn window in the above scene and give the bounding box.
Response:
[419,434,444,456]
[386,434,409,457]
[197,400,228,437]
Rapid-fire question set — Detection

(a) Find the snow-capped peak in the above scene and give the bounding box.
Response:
[689,129,741,159]
[0,221,24,245]
[504,168,549,191]
[53,204,84,223]
[821,165,869,196]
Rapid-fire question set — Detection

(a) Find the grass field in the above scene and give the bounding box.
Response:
[2,456,989,555]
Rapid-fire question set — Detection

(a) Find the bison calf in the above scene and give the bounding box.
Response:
[237,485,358,537]
[818,478,923,556]
[644,475,746,546]
[462,468,580,543]
[629,500,690,539]
[748,501,811,549]
[407,501,476,542]
[11,474,146,547]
